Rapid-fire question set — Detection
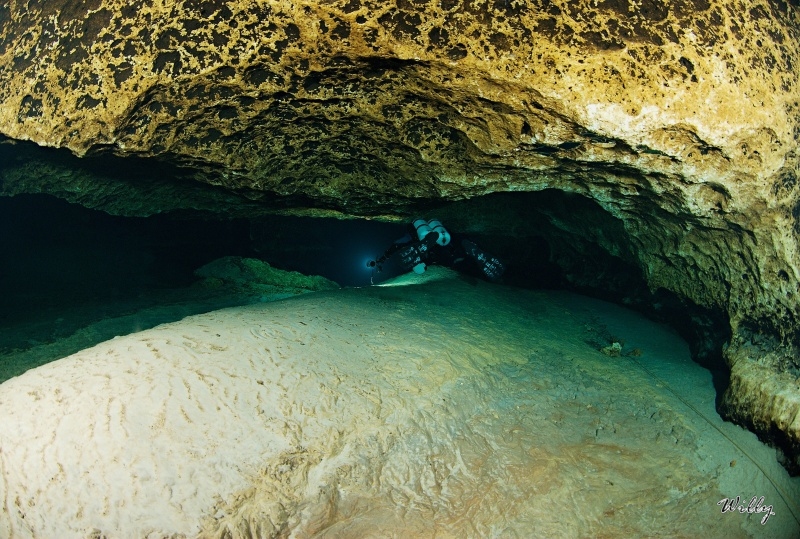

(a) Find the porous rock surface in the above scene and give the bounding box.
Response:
[1,1,800,468]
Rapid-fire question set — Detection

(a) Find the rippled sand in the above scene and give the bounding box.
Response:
[1,268,797,538]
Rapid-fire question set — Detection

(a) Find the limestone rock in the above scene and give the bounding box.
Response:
[194,255,341,292]
[0,1,799,469]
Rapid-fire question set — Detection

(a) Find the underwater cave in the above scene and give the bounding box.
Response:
[1,0,799,536]
[1,141,797,537]
[0,142,731,376]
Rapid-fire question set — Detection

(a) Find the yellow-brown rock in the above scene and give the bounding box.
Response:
[1,1,799,470]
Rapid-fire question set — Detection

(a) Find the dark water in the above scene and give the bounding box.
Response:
[249,214,409,287]
[0,195,250,323]
[0,194,410,326]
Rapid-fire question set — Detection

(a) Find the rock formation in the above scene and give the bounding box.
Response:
[1,1,799,471]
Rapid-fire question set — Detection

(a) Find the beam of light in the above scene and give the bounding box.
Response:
[376,266,455,287]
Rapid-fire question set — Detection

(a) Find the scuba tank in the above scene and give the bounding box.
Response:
[412,219,433,241]
[413,218,451,246]
[427,219,451,246]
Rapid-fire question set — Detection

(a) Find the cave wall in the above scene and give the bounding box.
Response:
[1,0,799,470]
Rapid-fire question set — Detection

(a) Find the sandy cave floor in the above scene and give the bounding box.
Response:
[0,267,798,538]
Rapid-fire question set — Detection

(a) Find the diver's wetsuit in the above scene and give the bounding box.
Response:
[370,222,505,283]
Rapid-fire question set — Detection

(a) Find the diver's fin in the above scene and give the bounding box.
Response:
[462,239,505,282]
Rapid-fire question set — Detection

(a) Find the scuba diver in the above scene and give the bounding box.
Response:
[367,218,505,283]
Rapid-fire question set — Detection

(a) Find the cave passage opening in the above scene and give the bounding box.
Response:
[0,136,733,391]
[0,187,730,378]
[0,146,758,490]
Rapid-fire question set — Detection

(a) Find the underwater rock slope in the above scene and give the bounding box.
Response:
[3,274,795,537]
[0,1,799,469]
